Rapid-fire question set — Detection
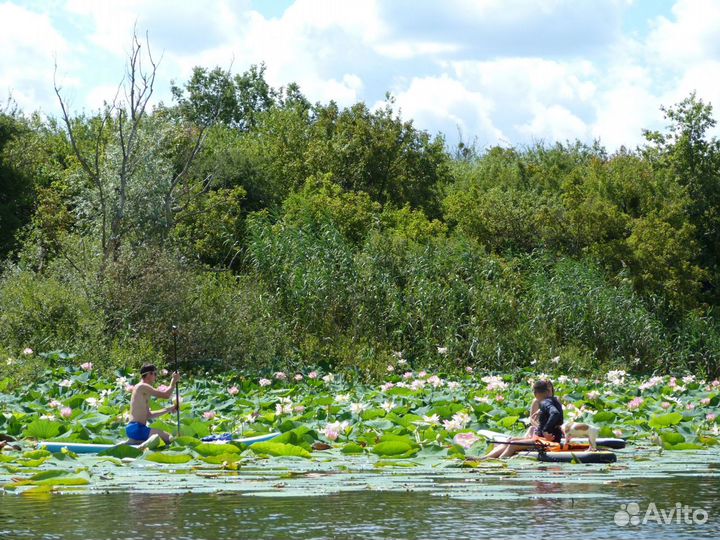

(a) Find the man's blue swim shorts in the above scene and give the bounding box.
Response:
[126,422,151,441]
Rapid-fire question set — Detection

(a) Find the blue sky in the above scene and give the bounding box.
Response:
[1,0,719,150]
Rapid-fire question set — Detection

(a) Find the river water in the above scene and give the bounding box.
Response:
[1,474,718,539]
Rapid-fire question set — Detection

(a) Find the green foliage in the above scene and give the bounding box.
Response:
[0,267,104,355]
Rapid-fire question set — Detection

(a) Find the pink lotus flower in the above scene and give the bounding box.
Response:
[402,371,414,379]
[22,347,33,355]
[259,378,271,387]
[274,371,287,380]
[203,411,216,420]
[454,432,480,449]
[613,429,623,437]
[308,371,319,379]
[495,395,505,402]
[711,380,720,388]
[293,405,306,414]
[294,374,304,381]
[628,397,644,410]
[701,398,711,405]
[418,371,427,378]
[380,382,395,392]
[228,386,239,396]
[707,413,717,422]
[686,403,695,410]
[49,400,62,408]
[80,362,93,371]
[661,401,671,409]
[60,407,72,419]
[465,366,474,373]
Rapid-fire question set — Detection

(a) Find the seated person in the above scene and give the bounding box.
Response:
[483,379,563,459]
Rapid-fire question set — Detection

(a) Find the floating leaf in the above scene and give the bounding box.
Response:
[193,443,241,457]
[341,443,365,454]
[199,453,243,464]
[144,452,193,464]
[250,442,311,458]
[372,441,419,458]
[98,445,143,459]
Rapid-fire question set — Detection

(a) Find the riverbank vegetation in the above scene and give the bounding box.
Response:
[2,36,720,379]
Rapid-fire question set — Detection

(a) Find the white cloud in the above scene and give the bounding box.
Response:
[517,104,589,143]
[391,74,505,145]
[0,2,69,112]
[645,0,720,68]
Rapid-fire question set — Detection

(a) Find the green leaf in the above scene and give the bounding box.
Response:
[144,452,193,464]
[667,442,704,451]
[22,449,51,460]
[659,430,684,445]
[24,420,62,439]
[250,442,311,458]
[341,442,365,454]
[29,470,68,481]
[649,412,683,429]
[200,453,243,464]
[173,436,202,447]
[193,443,241,457]
[498,416,519,429]
[592,411,616,424]
[98,444,143,459]
[372,441,418,457]
[35,475,89,486]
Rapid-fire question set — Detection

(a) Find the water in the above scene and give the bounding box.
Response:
[1,475,718,539]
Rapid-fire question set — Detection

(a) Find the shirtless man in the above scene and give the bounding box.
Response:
[126,364,180,444]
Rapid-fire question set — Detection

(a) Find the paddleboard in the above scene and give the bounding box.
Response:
[528,450,617,464]
[38,432,281,454]
[477,429,626,449]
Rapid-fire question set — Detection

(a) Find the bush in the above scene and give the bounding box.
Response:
[0,266,104,357]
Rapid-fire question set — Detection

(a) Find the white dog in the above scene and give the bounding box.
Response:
[562,421,599,451]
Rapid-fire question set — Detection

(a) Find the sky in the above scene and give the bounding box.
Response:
[1,0,719,150]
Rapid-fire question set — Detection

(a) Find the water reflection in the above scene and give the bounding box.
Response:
[0,476,718,540]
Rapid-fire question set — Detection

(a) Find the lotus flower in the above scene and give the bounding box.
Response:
[294,374,304,381]
[203,411,216,420]
[228,386,239,396]
[454,432,480,449]
[22,348,33,355]
[60,407,72,419]
[308,371,319,379]
[350,402,367,415]
[628,397,644,410]
[80,362,93,371]
[259,378,271,387]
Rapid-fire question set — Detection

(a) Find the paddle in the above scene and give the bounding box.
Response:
[172,325,181,438]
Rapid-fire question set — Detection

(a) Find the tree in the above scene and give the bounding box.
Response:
[55,31,214,263]
[643,93,720,302]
